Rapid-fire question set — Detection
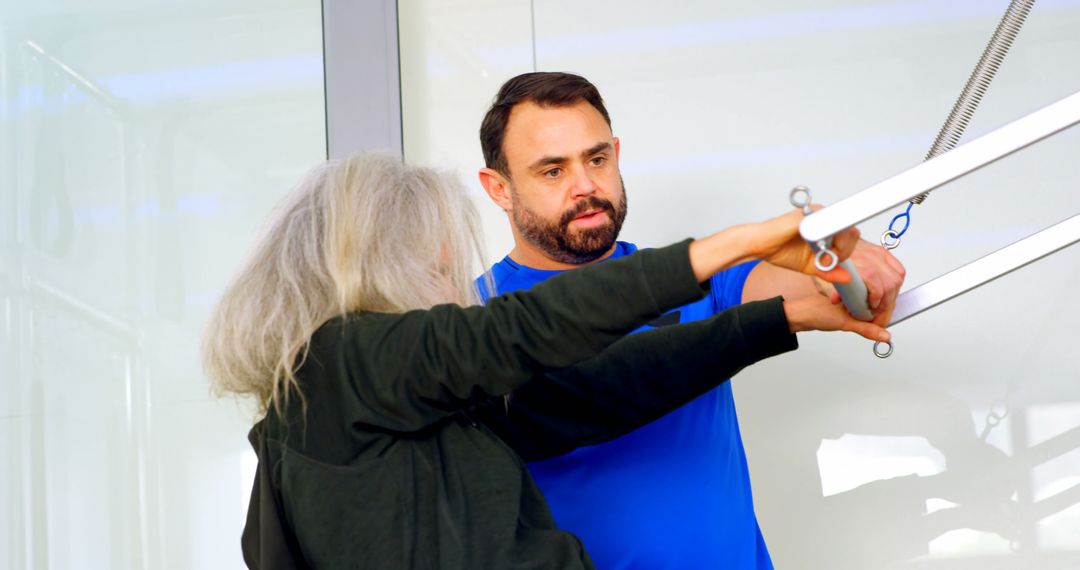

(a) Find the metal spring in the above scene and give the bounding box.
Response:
[911,0,1035,205]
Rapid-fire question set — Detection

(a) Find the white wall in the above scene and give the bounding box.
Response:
[0,1,326,568]
[400,1,1080,567]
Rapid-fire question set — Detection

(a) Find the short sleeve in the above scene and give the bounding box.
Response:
[709,260,760,311]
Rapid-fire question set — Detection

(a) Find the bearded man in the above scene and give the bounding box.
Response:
[476,71,905,569]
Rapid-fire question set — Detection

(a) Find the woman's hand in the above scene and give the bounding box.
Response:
[752,206,861,285]
[783,294,891,342]
[688,205,861,284]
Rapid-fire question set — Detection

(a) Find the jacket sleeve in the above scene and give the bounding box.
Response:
[474,297,798,461]
[304,240,707,432]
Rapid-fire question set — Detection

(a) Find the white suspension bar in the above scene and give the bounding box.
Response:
[889,214,1080,326]
[800,90,1080,244]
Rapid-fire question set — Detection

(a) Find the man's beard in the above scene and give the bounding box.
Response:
[511,180,628,264]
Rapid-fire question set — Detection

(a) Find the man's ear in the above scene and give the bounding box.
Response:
[478,168,513,212]
[613,136,621,160]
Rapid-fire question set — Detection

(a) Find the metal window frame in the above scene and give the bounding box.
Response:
[322,0,402,159]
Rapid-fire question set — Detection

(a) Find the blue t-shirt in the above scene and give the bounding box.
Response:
[478,242,771,570]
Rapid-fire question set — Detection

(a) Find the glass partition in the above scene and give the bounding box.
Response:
[0,2,326,567]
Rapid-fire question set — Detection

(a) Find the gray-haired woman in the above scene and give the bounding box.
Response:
[203,153,887,570]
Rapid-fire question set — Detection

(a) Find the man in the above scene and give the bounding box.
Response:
[476,72,905,569]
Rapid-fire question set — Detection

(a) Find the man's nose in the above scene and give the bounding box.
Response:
[568,166,600,198]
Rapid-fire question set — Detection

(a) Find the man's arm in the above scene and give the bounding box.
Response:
[743,239,906,326]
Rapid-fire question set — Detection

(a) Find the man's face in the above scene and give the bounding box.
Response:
[500,100,627,264]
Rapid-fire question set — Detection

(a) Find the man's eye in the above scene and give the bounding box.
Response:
[544,168,561,178]
[591,156,606,166]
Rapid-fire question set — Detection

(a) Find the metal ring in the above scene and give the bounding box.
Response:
[985,399,1009,427]
[814,248,838,272]
[873,340,893,358]
[789,186,811,209]
[880,229,901,250]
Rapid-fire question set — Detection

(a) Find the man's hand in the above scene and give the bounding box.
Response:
[816,240,906,326]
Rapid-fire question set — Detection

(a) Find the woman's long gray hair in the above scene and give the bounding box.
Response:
[202,153,492,417]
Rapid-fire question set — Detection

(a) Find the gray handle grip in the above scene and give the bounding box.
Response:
[835,259,874,321]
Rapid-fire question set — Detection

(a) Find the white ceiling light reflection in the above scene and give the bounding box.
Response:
[818,434,946,497]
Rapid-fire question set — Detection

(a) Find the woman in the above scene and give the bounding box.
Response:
[203,153,887,569]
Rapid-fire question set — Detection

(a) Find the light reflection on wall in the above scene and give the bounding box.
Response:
[928,528,1013,558]
[1029,402,1080,551]
[817,434,946,497]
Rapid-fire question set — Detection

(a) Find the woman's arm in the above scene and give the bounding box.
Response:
[305,241,708,432]
[473,297,797,461]
[303,209,884,434]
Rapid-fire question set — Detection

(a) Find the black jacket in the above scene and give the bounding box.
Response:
[241,241,797,569]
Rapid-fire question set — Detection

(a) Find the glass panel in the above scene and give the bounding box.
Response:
[0,1,326,568]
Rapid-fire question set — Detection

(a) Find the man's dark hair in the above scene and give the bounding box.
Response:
[480,72,612,177]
